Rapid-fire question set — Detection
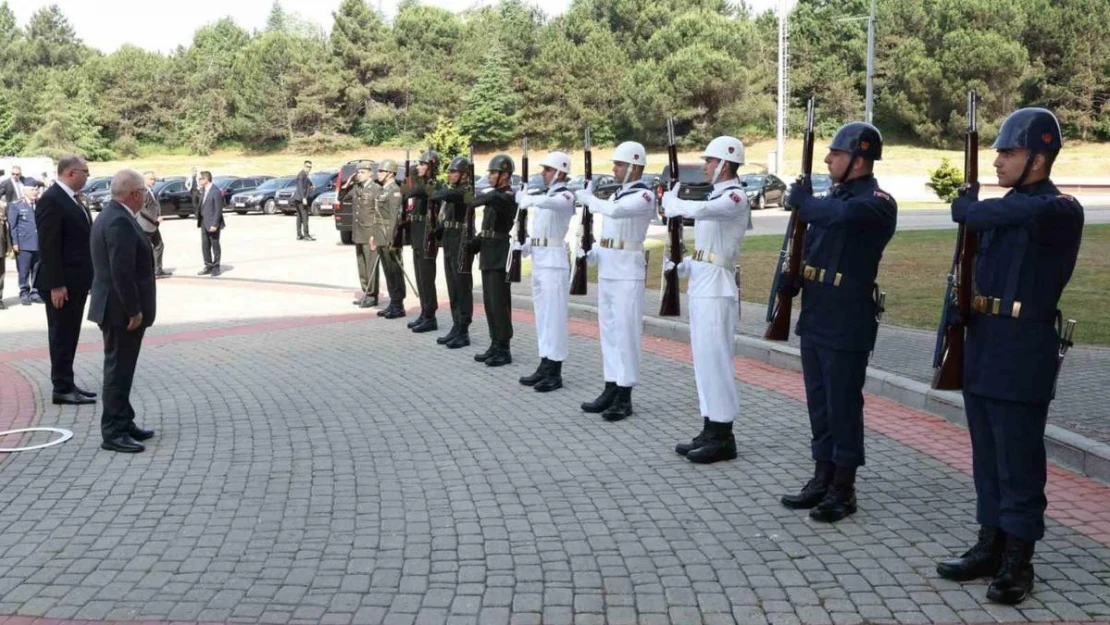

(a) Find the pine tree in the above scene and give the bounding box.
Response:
[457,53,519,147]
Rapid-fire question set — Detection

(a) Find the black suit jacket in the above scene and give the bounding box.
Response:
[197,184,225,231]
[0,177,18,203]
[35,182,93,293]
[87,201,156,328]
[293,170,313,202]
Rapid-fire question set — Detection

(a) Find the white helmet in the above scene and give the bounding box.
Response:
[703,136,745,165]
[612,141,647,167]
[539,151,572,175]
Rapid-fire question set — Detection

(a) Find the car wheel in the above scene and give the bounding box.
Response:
[752,193,763,210]
[263,199,277,215]
[235,209,247,215]
[340,230,353,245]
[311,204,320,217]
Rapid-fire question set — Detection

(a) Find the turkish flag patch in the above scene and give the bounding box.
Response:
[563,192,573,201]
[873,190,892,201]
[729,192,741,203]
[642,192,652,202]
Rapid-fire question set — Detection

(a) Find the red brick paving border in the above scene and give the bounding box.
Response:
[1,300,1108,625]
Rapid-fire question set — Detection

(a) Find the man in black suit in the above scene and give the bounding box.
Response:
[88,170,157,453]
[293,160,315,241]
[196,170,224,276]
[35,155,97,405]
[0,166,24,203]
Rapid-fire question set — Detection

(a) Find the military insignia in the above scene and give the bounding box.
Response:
[728,146,735,154]
[642,192,651,202]
[1042,133,1054,144]
[729,192,741,203]
[873,190,892,201]
[860,140,871,150]
[563,192,573,201]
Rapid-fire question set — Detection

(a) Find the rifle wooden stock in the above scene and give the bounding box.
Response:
[931,90,978,390]
[659,117,682,318]
[764,97,815,341]
[571,128,593,296]
[423,198,440,259]
[507,138,529,284]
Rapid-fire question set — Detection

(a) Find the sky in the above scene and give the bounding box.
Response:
[12,0,786,54]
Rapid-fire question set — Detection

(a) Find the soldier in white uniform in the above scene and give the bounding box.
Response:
[575,142,656,421]
[661,136,752,464]
[514,152,576,393]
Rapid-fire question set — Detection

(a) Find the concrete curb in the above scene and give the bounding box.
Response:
[502,290,1110,485]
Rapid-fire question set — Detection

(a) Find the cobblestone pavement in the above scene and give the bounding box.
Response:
[0,215,1107,625]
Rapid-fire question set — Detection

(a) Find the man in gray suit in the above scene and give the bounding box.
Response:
[293,160,315,241]
[196,170,224,276]
[88,170,157,453]
[140,171,171,278]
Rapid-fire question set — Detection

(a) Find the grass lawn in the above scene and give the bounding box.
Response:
[616,225,1110,346]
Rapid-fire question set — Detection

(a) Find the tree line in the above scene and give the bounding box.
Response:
[0,0,1106,161]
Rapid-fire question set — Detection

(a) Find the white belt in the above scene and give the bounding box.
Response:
[599,238,644,251]
[692,248,737,270]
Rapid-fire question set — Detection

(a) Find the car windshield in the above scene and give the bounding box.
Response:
[257,177,295,191]
[742,175,766,188]
[811,175,832,191]
[152,180,175,193]
[663,165,707,184]
[84,178,110,192]
[309,172,333,186]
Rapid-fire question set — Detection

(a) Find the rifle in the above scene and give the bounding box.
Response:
[764,96,816,341]
[507,137,529,283]
[570,127,594,296]
[423,145,441,260]
[659,117,683,317]
[931,90,979,390]
[392,148,412,249]
[459,145,477,276]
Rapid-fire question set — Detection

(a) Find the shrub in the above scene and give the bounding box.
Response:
[927,158,964,202]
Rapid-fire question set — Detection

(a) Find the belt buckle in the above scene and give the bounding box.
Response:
[972,295,987,314]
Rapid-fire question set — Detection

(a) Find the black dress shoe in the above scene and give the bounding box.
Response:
[305,235,316,241]
[297,235,305,240]
[128,425,155,441]
[937,526,1004,582]
[412,317,438,333]
[211,267,222,277]
[485,348,512,367]
[407,316,423,329]
[582,382,618,413]
[75,386,97,399]
[383,306,406,319]
[474,344,497,362]
[987,536,1035,605]
[53,391,96,405]
[21,296,31,306]
[437,326,460,345]
[101,436,144,453]
[676,418,711,456]
[197,268,212,276]
[0,300,6,310]
[781,461,835,509]
[155,271,173,279]
[376,306,390,316]
[446,333,470,349]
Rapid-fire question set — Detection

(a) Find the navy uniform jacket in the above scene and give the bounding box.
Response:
[953,179,1083,404]
[794,175,897,352]
[7,200,38,251]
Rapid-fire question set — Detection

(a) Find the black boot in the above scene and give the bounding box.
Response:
[686,421,737,464]
[407,315,424,329]
[602,386,633,422]
[474,343,497,362]
[937,526,1004,582]
[809,465,857,523]
[446,327,471,349]
[437,326,460,345]
[781,461,835,509]
[533,361,563,393]
[581,382,617,413]
[413,316,438,333]
[675,418,711,456]
[986,535,1035,605]
[519,358,550,386]
[383,304,406,319]
[485,342,512,367]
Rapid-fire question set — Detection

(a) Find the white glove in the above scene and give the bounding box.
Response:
[574,189,592,205]
[517,193,534,209]
[663,202,684,219]
[666,257,692,278]
[521,240,533,258]
[576,246,598,267]
[510,240,523,252]
[586,177,599,194]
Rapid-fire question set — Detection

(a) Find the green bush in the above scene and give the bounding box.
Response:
[928,158,964,202]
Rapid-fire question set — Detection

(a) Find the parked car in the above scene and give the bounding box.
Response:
[811,173,832,198]
[311,190,339,216]
[85,186,112,212]
[219,176,273,209]
[154,178,197,217]
[658,163,712,225]
[740,173,788,210]
[275,171,336,214]
[229,176,296,215]
[474,174,522,192]
[79,177,112,210]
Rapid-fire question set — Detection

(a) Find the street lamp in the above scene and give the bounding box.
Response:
[838,0,878,123]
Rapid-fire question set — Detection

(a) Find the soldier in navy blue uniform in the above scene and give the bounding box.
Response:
[778,122,897,523]
[936,108,1083,606]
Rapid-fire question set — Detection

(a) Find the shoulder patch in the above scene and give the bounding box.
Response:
[729,192,741,203]
[563,192,573,201]
[642,192,652,202]
[873,190,893,202]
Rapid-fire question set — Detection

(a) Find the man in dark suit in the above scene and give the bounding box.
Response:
[196,170,224,276]
[140,171,171,278]
[88,170,157,453]
[293,160,315,241]
[35,154,97,405]
[8,182,44,305]
[0,166,25,203]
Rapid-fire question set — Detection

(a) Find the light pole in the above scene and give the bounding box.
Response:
[776,0,789,175]
[865,0,876,123]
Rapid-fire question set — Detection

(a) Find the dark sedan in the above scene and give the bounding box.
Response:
[80,177,112,210]
[275,171,336,214]
[740,173,788,210]
[230,176,296,215]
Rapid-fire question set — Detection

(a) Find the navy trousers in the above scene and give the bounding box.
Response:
[17,250,39,296]
[963,392,1048,542]
[801,346,869,468]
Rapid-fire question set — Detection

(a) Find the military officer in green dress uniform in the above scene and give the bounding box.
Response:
[369,160,407,318]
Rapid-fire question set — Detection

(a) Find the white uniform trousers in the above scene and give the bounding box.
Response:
[689,295,739,423]
[532,266,569,361]
[598,277,644,387]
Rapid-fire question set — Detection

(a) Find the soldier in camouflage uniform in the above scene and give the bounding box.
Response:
[431,156,474,349]
[405,150,443,333]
